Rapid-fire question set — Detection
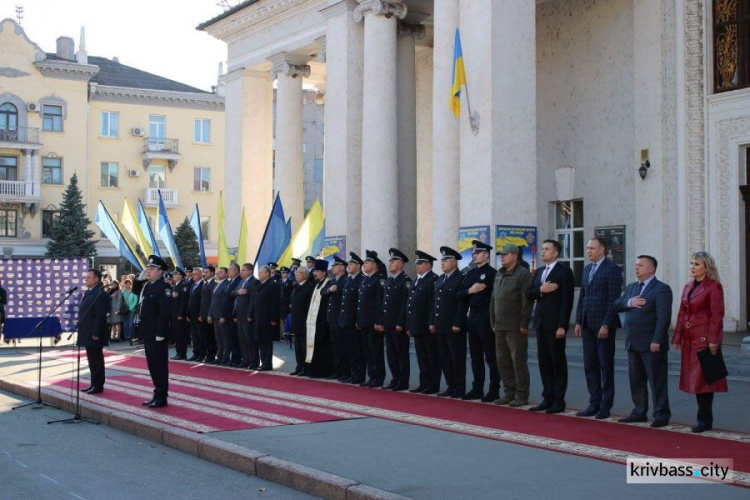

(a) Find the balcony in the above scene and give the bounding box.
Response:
[141,137,179,170]
[0,127,41,150]
[0,180,42,203]
[143,187,179,208]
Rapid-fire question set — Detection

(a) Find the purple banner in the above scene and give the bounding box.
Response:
[0,258,88,332]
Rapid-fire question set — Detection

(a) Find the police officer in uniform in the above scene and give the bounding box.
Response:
[339,252,365,383]
[432,246,468,398]
[322,255,348,380]
[456,240,501,402]
[382,248,412,391]
[170,267,190,360]
[279,266,292,333]
[357,250,385,388]
[407,250,439,394]
[268,262,282,284]
[137,256,172,408]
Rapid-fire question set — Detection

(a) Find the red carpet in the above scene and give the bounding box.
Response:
[39,351,750,486]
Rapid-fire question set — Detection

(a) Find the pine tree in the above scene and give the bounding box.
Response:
[174,217,200,269]
[46,173,96,258]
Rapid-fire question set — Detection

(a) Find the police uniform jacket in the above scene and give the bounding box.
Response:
[137,279,172,341]
[171,281,189,320]
[406,271,437,337]
[431,270,468,333]
[380,272,412,329]
[76,284,110,348]
[199,279,216,320]
[279,278,293,316]
[339,273,364,329]
[250,278,280,342]
[356,272,384,329]
[456,264,497,316]
[322,274,346,327]
[187,280,204,321]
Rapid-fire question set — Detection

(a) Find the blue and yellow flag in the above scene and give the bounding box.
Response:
[255,194,289,269]
[157,190,183,269]
[137,199,160,258]
[277,199,325,269]
[217,191,231,267]
[121,199,153,257]
[95,201,144,271]
[189,204,207,267]
[451,28,467,118]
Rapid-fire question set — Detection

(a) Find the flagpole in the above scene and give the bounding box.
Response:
[462,79,479,135]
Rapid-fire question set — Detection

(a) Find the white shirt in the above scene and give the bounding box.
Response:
[541,260,558,282]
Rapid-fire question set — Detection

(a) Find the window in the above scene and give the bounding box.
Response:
[42,105,63,132]
[1,156,18,181]
[194,119,210,143]
[554,200,585,286]
[148,165,166,189]
[193,167,210,192]
[713,0,750,92]
[100,111,119,138]
[0,102,18,131]
[42,157,62,184]
[0,209,17,237]
[200,216,210,241]
[42,210,60,238]
[100,162,118,187]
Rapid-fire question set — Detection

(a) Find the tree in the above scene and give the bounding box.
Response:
[174,217,200,269]
[46,173,96,258]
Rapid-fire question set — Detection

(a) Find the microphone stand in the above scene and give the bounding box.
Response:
[49,286,103,425]
[12,288,76,411]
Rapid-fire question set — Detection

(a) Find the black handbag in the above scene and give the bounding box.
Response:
[697,348,729,384]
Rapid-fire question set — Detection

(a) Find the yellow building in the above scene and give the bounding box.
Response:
[0,19,224,273]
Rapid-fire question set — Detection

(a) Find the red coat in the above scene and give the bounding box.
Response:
[671,279,728,394]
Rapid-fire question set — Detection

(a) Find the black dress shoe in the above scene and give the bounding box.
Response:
[339,377,352,383]
[545,404,566,414]
[171,355,187,361]
[437,389,454,398]
[576,406,599,417]
[450,390,465,399]
[529,402,553,412]
[359,380,372,387]
[88,387,104,394]
[650,419,669,428]
[392,384,409,392]
[142,399,155,406]
[461,388,484,401]
[81,385,94,393]
[257,366,272,372]
[618,414,647,423]
[409,386,426,394]
[595,409,611,419]
[148,400,168,408]
[481,391,499,403]
[384,380,397,390]
[691,422,712,433]
[248,365,260,371]
[187,356,199,361]
[369,381,383,389]
[421,388,439,395]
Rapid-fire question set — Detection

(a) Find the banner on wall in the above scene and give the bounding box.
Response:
[495,225,538,272]
[321,236,346,263]
[458,226,491,262]
[594,225,626,270]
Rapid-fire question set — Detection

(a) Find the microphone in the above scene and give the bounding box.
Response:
[66,286,79,294]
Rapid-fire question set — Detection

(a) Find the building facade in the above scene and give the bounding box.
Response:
[0,18,225,273]
[201,0,748,332]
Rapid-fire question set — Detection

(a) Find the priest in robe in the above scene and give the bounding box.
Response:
[305,259,334,378]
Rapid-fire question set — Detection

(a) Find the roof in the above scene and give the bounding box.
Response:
[196,0,262,31]
[45,53,210,94]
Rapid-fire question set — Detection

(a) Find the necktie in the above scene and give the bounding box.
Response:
[542,266,551,283]
[636,281,644,296]
[588,263,598,283]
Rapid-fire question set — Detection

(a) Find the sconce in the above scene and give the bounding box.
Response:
[638,160,650,180]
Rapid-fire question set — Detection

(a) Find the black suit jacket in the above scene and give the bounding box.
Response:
[222,276,242,320]
[575,257,623,330]
[187,280,203,321]
[406,271,437,337]
[251,279,280,342]
[199,279,216,319]
[208,280,229,319]
[233,276,258,320]
[322,274,346,327]
[290,279,316,335]
[614,278,673,351]
[526,262,575,331]
[76,284,109,348]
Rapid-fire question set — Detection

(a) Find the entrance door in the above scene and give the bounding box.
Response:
[742,149,750,330]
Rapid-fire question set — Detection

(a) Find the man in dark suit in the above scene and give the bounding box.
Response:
[381,248,413,391]
[250,265,280,370]
[223,263,243,366]
[339,253,365,383]
[614,255,673,427]
[431,246,468,398]
[233,263,258,369]
[186,267,204,361]
[208,267,230,364]
[574,236,624,419]
[170,268,190,360]
[357,250,385,388]
[198,266,217,362]
[290,266,316,375]
[526,240,575,413]
[407,250,439,393]
[77,269,110,394]
[322,255,347,380]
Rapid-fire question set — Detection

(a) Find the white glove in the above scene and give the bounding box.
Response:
[138,268,149,280]
[155,336,165,341]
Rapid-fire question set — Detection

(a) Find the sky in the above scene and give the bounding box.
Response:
[1,0,234,91]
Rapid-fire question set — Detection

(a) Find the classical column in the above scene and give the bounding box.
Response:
[355,0,407,256]
[223,68,274,257]
[269,53,310,234]
[396,18,424,263]
[321,0,365,253]
[31,151,40,196]
[432,0,460,255]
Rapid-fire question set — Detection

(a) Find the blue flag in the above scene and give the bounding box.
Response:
[190,204,207,267]
[157,190,183,269]
[137,199,160,258]
[255,194,290,267]
[94,201,144,271]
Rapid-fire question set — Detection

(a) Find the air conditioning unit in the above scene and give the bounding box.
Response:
[131,127,145,137]
[128,169,140,178]
[27,102,39,112]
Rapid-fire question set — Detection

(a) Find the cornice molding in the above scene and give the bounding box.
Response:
[89,84,225,111]
[34,59,99,82]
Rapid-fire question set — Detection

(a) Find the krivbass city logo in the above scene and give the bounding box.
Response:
[626,458,735,484]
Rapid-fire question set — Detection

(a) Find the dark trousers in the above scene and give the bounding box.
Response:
[346,327,366,381]
[536,328,568,405]
[467,313,500,392]
[330,325,347,377]
[581,325,616,410]
[200,320,216,361]
[294,328,307,372]
[627,348,670,421]
[174,319,189,357]
[228,322,241,364]
[144,338,169,400]
[214,318,230,362]
[385,327,410,387]
[696,393,714,424]
[258,341,273,369]
[85,346,105,388]
[438,331,467,394]
[237,318,253,366]
[189,320,203,359]
[366,327,385,385]
[414,334,441,391]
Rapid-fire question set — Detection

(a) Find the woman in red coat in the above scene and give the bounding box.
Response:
[672,251,727,433]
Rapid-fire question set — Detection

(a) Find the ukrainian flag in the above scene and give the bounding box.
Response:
[450,28,467,118]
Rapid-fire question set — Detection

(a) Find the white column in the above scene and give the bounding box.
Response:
[432,0,460,254]
[355,0,407,257]
[396,19,424,262]
[223,68,274,258]
[269,53,310,234]
[31,151,40,196]
[415,49,433,251]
